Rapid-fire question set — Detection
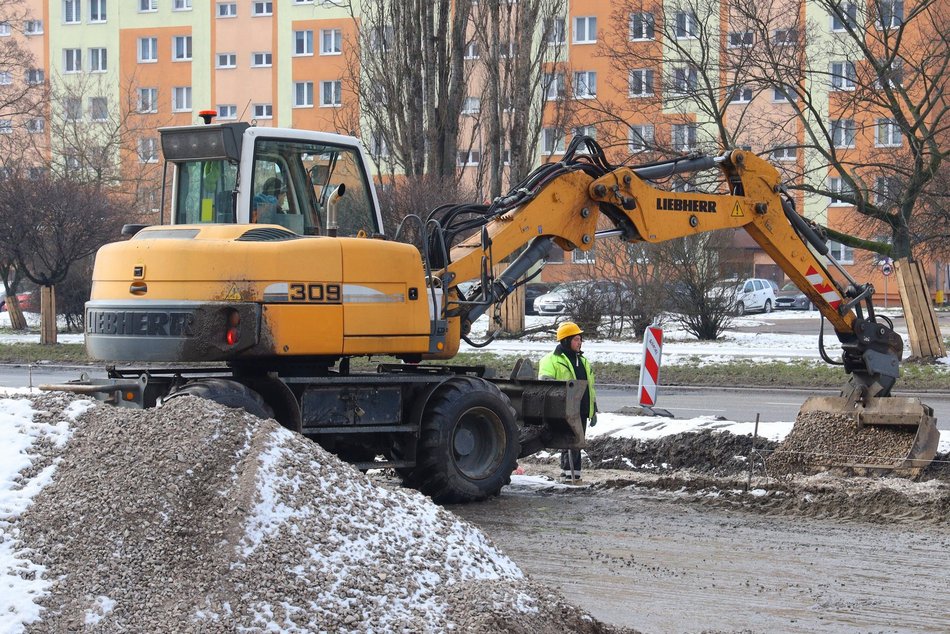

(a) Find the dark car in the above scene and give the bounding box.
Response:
[524,283,556,315]
[774,282,813,310]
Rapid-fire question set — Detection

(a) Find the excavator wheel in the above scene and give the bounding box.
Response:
[414,376,519,504]
[164,378,274,420]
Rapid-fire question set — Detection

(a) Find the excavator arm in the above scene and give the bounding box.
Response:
[436,141,897,399]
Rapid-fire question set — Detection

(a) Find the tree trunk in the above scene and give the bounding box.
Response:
[40,284,57,345]
[6,297,27,330]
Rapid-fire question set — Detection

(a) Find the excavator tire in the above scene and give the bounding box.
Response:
[414,376,519,504]
[164,378,274,420]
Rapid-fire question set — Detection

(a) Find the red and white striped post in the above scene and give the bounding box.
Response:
[638,325,663,407]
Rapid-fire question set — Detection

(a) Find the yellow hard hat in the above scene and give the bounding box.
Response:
[556,321,583,341]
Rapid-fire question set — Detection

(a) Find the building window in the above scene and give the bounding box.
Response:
[876,0,903,29]
[64,49,82,73]
[89,96,108,122]
[572,248,595,264]
[461,96,480,115]
[26,69,44,84]
[730,86,753,103]
[89,47,107,72]
[497,41,515,58]
[831,119,856,148]
[672,66,698,93]
[573,16,596,43]
[0,72,10,85]
[26,118,45,133]
[628,124,654,152]
[876,118,902,146]
[457,150,481,166]
[138,37,158,63]
[24,20,43,34]
[628,69,654,97]
[293,30,313,55]
[173,36,192,61]
[464,41,479,59]
[672,123,697,151]
[828,240,854,264]
[874,176,901,206]
[253,103,272,119]
[728,31,753,47]
[216,53,237,68]
[173,0,192,10]
[253,1,273,16]
[217,3,237,17]
[629,12,654,40]
[320,80,342,107]
[573,71,596,99]
[0,22,11,37]
[830,61,856,90]
[217,104,237,119]
[0,120,12,134]
[541,127,565,154]
[545,17,565,45]
[293,81,313,107]
[831,2,857,31]
[90,0,106,22]
[675,12,697,39]
[64,0,81,24]
[828,176,854,205]
[772,28,798,46]
[770,146,798,161]
[543,72,565,101]
[138,87,158,113]
[320,29,342,55]
[138,137,158,163]
[369,132,389,158]
[371,25,394,53]
[139,0,157,11]
[773,85,797,101]
[172,86,192,112]
[251,52,272,67]
[65,97,82,121]
[874,59,903,89]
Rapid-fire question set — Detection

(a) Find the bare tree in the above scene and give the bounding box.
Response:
[344,0,475,181]
[469,0,567,198]
[0,175,125,342]
[735,0,950,259]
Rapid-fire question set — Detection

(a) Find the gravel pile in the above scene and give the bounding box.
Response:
[14,394,632,633]
[767,409,919,477]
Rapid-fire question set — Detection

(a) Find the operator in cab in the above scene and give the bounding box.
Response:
[251,177,286,223]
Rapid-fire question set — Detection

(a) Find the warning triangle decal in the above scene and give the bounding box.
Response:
[731,202,744,217]
[225,285,242,301]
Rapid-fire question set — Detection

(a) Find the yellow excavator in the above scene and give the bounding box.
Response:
[49,119,937,502]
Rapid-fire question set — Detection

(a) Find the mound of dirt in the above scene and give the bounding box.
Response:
[11,394,634,633]
[584,429,778,477]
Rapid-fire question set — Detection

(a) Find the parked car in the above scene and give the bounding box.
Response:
[775,282,814,310]
[707,278,776,315]
[0,290,37,313]
[524,283,556,315]
[532,280,633,316]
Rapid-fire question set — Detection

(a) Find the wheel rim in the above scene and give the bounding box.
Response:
[737,302,745,316]
[452,405,506,480]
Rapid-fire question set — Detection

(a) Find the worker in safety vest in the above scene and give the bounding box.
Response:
[538,321,597,483]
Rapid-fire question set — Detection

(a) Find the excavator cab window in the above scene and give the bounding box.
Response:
[174,160,238,224]
[251,138,378,237]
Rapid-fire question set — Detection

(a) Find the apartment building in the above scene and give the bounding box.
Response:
[2,0,942,301]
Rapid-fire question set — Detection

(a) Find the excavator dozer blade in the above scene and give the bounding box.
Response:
[492,377,588,458]
[770,396,939,479]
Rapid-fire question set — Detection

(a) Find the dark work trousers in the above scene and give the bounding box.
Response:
[560,417,588,477]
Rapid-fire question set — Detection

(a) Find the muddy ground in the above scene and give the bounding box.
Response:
[435,432,950,633]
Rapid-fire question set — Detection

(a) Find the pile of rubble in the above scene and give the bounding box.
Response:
[9,393,632,633]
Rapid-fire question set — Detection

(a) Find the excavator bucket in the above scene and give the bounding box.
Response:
[770,396,939,478]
